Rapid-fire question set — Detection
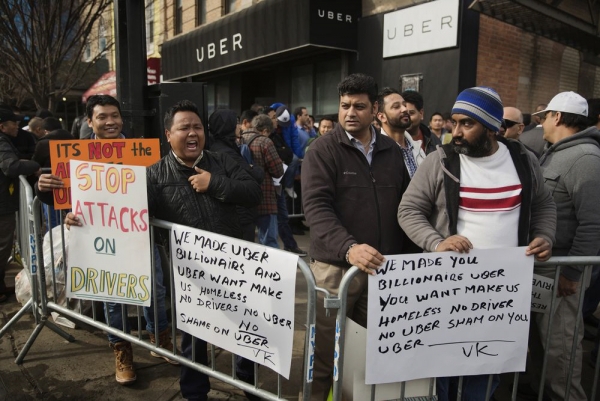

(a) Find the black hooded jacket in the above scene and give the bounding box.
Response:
[208,109,264,227]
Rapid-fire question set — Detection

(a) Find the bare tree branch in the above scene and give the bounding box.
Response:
[0,0,113,111]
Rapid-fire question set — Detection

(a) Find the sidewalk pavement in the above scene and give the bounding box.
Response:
[0,224,312,401]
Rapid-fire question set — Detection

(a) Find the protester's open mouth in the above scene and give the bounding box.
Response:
[187,140,198,149]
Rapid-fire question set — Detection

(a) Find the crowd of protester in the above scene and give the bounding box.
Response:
[2,72,600,401]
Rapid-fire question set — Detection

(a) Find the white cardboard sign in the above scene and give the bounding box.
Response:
[67,160,152,306]
[171,224,298,378]
[531,274,554,314]
[366,247,533,384]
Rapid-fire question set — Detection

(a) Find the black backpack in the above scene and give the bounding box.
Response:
[268,132,294,164]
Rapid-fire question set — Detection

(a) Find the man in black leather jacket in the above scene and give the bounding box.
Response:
[150,101,262,401]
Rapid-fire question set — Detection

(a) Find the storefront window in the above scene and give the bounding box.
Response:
[206,80,230,116]
[206,83,215,116]
[291,64,313,113]
[292,58,341,117]
[315,59,340,116]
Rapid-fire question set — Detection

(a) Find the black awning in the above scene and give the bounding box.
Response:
[469,0,600,56]
[162,0,361,81]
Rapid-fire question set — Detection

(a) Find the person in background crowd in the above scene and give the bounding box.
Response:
[318,117,334,136]
[429,111,448,141]
[242,114,284,249]
[1,105,36,159]
[377,87,422,178]
[0,109,40,303]
[398,87,556,401]
[443,112,454,135]
[500,106,525,140]
[523,103,547,132]
[208,108,264,243]
[520,103,548,156]
[530,92,600,401]
[36,94,177,385]
[401,90,442,154]
[237,109,258,144]
[302,73,411,400]
[28,117,45,140]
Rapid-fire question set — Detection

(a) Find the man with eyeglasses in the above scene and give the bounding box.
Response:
[500,107,525,140]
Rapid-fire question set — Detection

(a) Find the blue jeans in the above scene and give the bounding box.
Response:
[436,375,500,401]
[104,245,168,343]
[276,192,297,249]
[256,214,279,248]
[282,155,301,189]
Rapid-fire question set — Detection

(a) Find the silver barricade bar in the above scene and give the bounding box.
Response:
[329,257,600,401]
[5,192,318,400]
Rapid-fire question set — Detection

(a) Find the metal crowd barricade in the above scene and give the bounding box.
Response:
[2,189,318,400]
[328,257,600,401]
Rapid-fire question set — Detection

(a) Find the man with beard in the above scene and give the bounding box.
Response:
[398,87,556,401]
[377,87,423,178]
[401,90,442,155]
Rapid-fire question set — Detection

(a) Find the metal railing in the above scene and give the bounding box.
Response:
[328,258,600,401]
[0,178,318,400]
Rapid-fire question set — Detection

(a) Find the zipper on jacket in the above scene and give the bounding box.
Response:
[341,140,383,251]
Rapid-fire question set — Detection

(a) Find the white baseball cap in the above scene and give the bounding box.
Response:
[532,91,588,117]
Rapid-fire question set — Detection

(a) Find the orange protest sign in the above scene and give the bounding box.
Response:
[48,139,161,209]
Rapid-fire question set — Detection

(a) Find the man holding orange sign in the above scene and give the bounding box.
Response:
[36,95,173,385]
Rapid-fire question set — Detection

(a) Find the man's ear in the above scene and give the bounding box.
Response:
[377,111,386,124]
[165,129,171,142]
[372,101,379,115]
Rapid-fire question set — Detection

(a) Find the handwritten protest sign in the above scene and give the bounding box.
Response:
[49,138,160,209]
[366,247,533,384]
[531,274,554,314]
[67,160,151,306]
[171,224,298,378]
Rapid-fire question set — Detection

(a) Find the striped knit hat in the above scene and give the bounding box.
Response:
[451,87,503,132]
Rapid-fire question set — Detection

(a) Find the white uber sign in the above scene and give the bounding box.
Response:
[383,0,459,58]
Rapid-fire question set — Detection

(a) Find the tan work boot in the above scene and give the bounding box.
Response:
[149,328,179,365]
[110,341,136,384]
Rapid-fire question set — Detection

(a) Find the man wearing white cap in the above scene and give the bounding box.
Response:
[528,91,600,401]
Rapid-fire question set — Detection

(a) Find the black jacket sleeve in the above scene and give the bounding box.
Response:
[206,152,262,207]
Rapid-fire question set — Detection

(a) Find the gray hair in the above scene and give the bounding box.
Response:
[251,114,273,133]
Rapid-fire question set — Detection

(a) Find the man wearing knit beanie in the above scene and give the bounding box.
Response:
[399,87,556,401]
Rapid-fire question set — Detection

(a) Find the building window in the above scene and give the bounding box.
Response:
[84,40,91,61]
[291,64,313,114]
[291,58,341,117]
[145,0,155,54]
[98,18,107,58]
[225,0,252,14]
[174,0,183,35]
[206,80,230,115]
[315,59,341,116]
[196,0,206,26]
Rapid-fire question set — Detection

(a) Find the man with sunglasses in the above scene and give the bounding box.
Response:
[500,107,525,140]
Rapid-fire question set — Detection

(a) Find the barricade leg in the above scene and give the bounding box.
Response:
[0,298,32,339]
